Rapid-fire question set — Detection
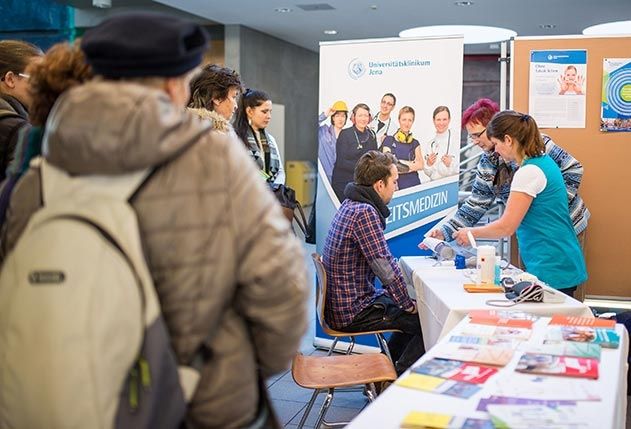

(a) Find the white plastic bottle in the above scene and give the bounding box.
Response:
[476,245,496,284]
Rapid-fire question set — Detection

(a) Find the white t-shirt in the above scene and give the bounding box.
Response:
[510,164,547,197]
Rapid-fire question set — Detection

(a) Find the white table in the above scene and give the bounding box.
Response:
[400,256,595,350]
[347,316,629,429]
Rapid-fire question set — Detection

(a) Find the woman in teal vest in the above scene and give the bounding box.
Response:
[453,110,587,297]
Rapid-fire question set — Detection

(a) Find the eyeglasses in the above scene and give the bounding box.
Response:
[1,72,30,82]
[468,128,486,140]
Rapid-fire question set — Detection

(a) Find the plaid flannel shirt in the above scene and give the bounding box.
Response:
[322,199,414,329]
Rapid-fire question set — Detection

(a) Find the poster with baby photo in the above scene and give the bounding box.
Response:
[528,49,587,128]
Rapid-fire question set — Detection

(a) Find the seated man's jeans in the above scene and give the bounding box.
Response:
[338,295,425,375]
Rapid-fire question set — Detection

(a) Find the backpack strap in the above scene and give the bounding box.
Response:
[36,157,150,204]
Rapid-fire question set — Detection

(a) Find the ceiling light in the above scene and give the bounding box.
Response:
[583,20,631,35]
[454,1,474,6]
[323,30,337,35]
[92,0,111,7]
[399,25,516,45]
[539,24,556,29]
[274,7,292,13]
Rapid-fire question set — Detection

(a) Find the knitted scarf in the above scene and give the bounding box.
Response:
[344,183,390,229]
[245,126,281,183]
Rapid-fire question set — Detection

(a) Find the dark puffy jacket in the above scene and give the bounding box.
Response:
[0,95,29,182]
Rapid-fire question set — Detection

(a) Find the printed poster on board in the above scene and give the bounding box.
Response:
[529,50,587,128]
[601,58,631,132]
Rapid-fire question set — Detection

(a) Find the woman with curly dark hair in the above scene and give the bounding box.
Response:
[188,63,243,132]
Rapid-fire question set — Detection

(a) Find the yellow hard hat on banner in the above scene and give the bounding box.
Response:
[331,100,349,112]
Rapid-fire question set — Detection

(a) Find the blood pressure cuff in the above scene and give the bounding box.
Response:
[504,281,544,303]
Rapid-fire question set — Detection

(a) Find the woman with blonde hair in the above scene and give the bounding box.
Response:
[381,106,424,190]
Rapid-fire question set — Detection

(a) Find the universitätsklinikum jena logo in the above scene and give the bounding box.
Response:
[348,58,366,80]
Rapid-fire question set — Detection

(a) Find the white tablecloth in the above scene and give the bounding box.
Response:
[400,256,595,350]
[347,316,629,429]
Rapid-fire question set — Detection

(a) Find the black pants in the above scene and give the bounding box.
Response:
[338,295,425,375]
[559,286,577,298]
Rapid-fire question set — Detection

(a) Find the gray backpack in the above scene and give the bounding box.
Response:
[0,158,200,428]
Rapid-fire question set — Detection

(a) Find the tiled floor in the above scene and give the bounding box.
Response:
[277,240,631,429]
[267,241,370,428]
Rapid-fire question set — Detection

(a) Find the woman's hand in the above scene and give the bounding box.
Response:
[558,76,570,94]
[441,154,453,167]
[428,229,445,240]
[426,152,437,166]
[452,228,473,246]
[572,75,585,95]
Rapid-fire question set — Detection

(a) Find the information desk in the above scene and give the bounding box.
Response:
[347,316,629,429]
[400,256,594,350]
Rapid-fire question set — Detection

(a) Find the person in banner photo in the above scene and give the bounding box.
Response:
[331,103,377,201]
[558,65,584,95]
[422,105,458,181]
[369,92,398,147]
[453,111,587,298]
[318,100,348,182]
[381,105,424,190]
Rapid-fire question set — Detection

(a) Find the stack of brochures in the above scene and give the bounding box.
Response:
[398,312,615,428]
[546,315,620,349]
[400,411,493,429]
[396,357,499,399]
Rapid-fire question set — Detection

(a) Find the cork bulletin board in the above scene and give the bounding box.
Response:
[511,35,631,298]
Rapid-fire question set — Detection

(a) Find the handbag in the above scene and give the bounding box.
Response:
[269,184,310,240]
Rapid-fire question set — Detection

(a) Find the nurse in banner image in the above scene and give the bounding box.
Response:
[318,100,348,182]
[381,106,424,190]
[422,106,458,181]
[369,92,398,147]
[558,65,584,95]
[331,103,378,201]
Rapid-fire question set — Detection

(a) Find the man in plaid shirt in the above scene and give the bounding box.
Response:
[323,151,424,374]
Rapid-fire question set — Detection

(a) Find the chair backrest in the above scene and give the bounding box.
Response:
[311,253,331,332]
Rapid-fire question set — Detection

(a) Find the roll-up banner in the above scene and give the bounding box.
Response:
[315,36,464,351]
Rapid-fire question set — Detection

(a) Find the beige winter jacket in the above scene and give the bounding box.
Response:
[2,81,308,428]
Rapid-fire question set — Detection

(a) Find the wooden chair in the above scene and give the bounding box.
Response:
[311,253,401,360]
[291,353,397,428]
